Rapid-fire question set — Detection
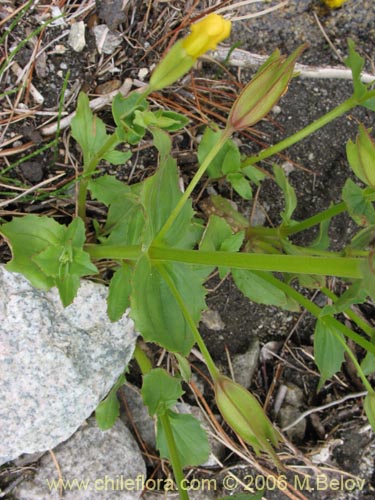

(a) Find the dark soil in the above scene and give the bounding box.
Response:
[1,0,375,499]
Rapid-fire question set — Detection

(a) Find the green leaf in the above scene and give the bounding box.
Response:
[157,410,210,467]
[112,92,148,145]
[361,351,375,376]
[142,368,184,416]
[130,256,206,354]
[360,257,375,300]
[344,39,367,99]
[103,149,131,165]
[204,195,250,231]
[227,172,253,200]
[174,353,191,382]
[71,92,121,169]
[314,318,346,391]
[232,269,300,311]
[107,263,132,322]
[96,374,126,430]
[309,218,331,251]
[141,156,197,248]
[342,179,375,226]
[222,144,241,174]
[198,127,240,179]
[200,215,233,252]
[321,281,367,316]
[88,175,131,205]
[242,165,266,185]
[150,126,172,158]
[1,215,97,306]
[350,225,375,250]
[89,176,145,246]
[200,215,243,278]
[134,110,189,132]
[1,215,64,289]
[273,164,297,223]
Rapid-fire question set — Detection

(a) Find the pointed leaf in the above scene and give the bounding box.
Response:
[1,215,64,289]
[342,178,375,226]
[96,374,126,430]
[344,39,367,99]
[107,263,132,322]
[130,256,206,354]
[227,172,253,200]
[273,164,297,223]
[232,269,300,311]
[314,318,346,391]
[142,368,184,416]
[157,410,210,467]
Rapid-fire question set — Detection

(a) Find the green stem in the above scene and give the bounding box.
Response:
[159,413,189,500]
[77,133,119,219]
[242,95,359,167]
[133,343,152,374]
[84,244,142,260]
[282,202,346,237]
[155,263,219,380]
[153,126,233,245]
[149,246,363,279]
[260,272,375,356]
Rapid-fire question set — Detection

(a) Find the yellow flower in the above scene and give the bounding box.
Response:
[149,14,231,92]
[322,0,347,8]
[183,13,232,59]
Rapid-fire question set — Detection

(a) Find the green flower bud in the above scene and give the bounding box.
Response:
[228,45,306,130]
[346,124,375,187]
[215,375,283,466]
[149,14,231,92]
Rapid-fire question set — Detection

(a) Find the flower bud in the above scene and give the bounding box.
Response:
[228,45,306,131]
[149,14,231,92]
[215,375,283,466]
[346,124,375,187]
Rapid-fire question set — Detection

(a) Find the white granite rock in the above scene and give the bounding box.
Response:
[0,265,137,464]
[14,417,146,500]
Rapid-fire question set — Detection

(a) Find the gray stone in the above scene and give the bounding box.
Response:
[92,25,122,55]
[0,265,137,464]
[68,21,86,52]
[13,417,146,500]
[120,384,156,450]
[200,308,225,331]
[232,338,260,389]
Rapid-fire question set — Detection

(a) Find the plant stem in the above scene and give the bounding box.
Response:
[133,342,152,374]
[242,95,359,167]
[153,126,233,245]
[77,133,119,219]
[149,246,363,279]
[259,272,375,356]
[159,413,189,500]
[84,244,142,260]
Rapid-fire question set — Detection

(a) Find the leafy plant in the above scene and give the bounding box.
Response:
[1,13,375,499]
